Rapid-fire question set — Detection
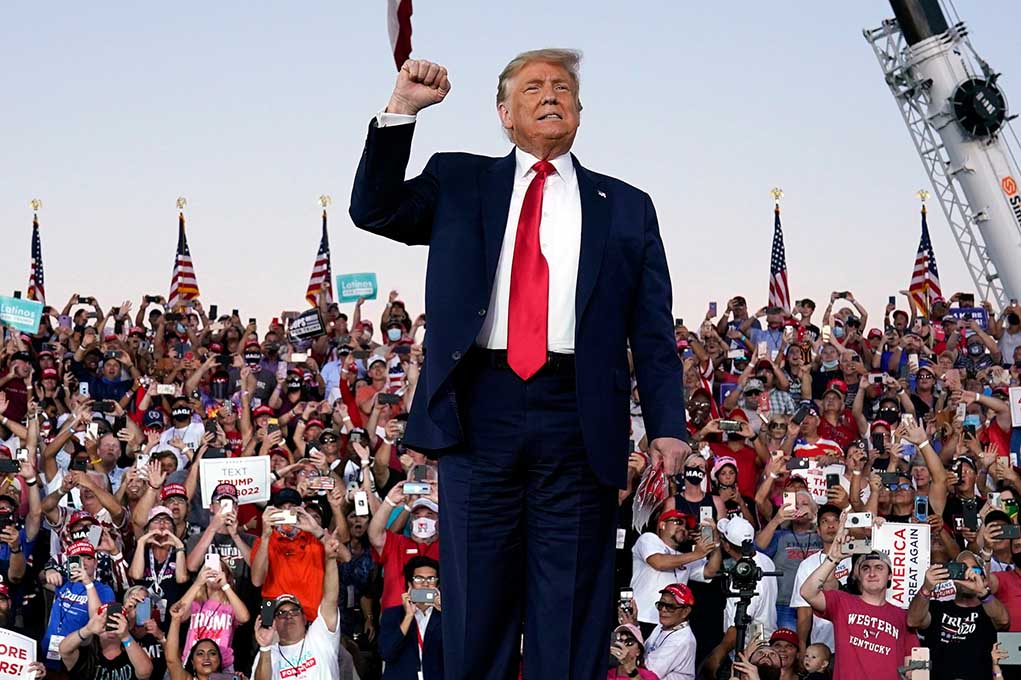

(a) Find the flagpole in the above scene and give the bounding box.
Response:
[29,199,43,304]
[174,196,187,312]
[319,194,333,304]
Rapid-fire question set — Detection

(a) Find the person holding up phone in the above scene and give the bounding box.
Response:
[185,484,255,581]
[164,599,227,680]
[908,552,1006,680]
[58,602,154,680]
[171,562,250,672]
[378,556,444,679]
[369,483,442,611]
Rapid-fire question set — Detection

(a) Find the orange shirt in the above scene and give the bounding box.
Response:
[252,530,325,621]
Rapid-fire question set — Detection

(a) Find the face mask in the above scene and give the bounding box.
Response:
[171,407,191,421]
[411,517,437,540]
[386,328,402,342]
[833,326,845,339]
[683,467,705,486]
[1008,314,1020,326]
[878,408,900,424]
[967,343,985,357]
[821,359,839,370]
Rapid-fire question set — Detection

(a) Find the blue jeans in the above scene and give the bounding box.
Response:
[775,604,797,631]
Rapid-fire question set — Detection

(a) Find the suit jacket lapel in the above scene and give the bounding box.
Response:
[574,156,610,322]
[482,150,517,295]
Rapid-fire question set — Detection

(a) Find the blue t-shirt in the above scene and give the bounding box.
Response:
[42,580,115,667]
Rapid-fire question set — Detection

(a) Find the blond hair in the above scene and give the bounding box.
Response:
[496,48,583,109]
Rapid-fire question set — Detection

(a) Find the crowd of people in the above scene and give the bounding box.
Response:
[0,287,1020,680]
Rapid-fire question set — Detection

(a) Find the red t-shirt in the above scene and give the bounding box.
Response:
[817,411,859,450]
[980,418,1011,458]
[820,590,918,680]
[995,569,1021,632]
[708,442,759,498]
[372,532,441,609]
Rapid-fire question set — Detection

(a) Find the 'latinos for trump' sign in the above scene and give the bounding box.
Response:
[0,296,43,334]
[336,272,378,303]
[872,522,930,609]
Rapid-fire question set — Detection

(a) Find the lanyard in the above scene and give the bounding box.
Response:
[278,638,307,673]
[646,622,688,655]
[147,549,174,597]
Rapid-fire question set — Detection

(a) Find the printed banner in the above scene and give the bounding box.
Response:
[0,296,44,334]
[1009,386,1021,429]
[0,627,36,680]
[872,521,930,609]
[199,456,271,506]
[945,306,989,330]
[288,307,325,342]
[791,465,828,505]
[336,272,378,303]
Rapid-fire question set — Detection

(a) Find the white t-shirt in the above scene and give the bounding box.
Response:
[256,606,341,680]
[158,422,205,469]
[630,533,707,625]
[644,622,696,680]
[788,551,852,649]
[723,551,778,636]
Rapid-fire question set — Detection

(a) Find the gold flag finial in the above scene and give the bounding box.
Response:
[770,187,784,203]
[30,199,42,212]
[318,195,332,209]
[176,196,187,211]
[917,189,930,203]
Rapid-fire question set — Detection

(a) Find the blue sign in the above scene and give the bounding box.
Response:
[335,272,378,303]
[0,296,44,334]
[945,306,989,330]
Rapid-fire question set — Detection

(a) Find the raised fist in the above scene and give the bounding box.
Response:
[387,59,452,116]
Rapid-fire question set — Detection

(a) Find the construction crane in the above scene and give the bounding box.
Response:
[864,0,1021,309]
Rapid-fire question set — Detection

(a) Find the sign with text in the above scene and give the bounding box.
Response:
[1009,386,1021,428]
[791,465,829,505]
[872,522,930,609]
[199,455,271,507]
[0,296,43,334]
[945,306,989,330]
[0,627,36,680]
[336,272,378,303]
[288,307,325,342]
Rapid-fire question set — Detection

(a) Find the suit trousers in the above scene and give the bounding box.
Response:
[438,349,619,680]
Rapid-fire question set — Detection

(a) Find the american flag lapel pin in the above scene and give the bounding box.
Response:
[597,189,606,198]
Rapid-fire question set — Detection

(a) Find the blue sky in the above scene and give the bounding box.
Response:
[3,1,1021,328]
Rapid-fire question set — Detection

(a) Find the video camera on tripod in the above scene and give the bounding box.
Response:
[723,539,781,654]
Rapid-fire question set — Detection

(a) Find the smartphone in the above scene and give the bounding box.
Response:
[134,597,152,625]
[58,314,72,329]
[785,458,810,471]
[908,353,920,375]
[792,405,810,425]
[868,372,885,385]
[308,476,336,491]
[900,413,916,429]
[756,340,768,359]
[267,419,280,436]
[718,419,742,434]
[67,555,82,571]
[260,600,275,627]
[782,491,797,508]
[946,561,968,580]
[915,495,929,522]
[208,304,218,319]
[156,384,176,396]
[989,492,1002,510]
[378,393,402,406]
[276,363,287,381]
[93,400,115,414]
[749,621,764,643]
[821,324,832,343]
[105,602,123,631]
[219,498,234,514]
[273,509,297,525]
[962,497,979,530]
[1005,498,1019,520]
[960,293,975,307]
[888,295,896,305]
[619,588,634,615]
[79,382,90,397]
[15,448,28,463]
[290,352,308,363]
[674,318,684,327]
[204,552,222,573]
[871,432,886,453]
[70,458,89,472]
[248,318,256,326]
[409,588,438,605]
[87,524,103,547]
[999,525,1021,539]
[410,464,429,483]
[845,512,873,528]
[353,350,371,360]
[955,402,967,421]
[204,420,219,438]
[403,482,431,495]
[699,507,714,542]
[846,537,873,554]
[354,491,370,516]
[86,423,99,440]
[708,302,718,317]
[826,473,841,489]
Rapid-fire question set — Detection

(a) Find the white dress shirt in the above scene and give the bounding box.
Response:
[376,110,582,352]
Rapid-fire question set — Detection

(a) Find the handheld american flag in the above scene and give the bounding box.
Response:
[768,200,791,313]
[168,200,200,310]
[387,0,413,70]
[305,203,334,306]
[27,202,46,305]
[908,202,942,317]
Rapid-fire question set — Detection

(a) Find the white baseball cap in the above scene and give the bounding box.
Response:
[718,517,754,546]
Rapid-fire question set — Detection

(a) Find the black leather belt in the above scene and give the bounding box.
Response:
[470,347,576,374]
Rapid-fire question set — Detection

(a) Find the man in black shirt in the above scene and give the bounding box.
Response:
[907,551,1008,680]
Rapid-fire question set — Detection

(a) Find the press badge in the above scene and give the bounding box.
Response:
[47,634,65,660]
[616,528,627,550]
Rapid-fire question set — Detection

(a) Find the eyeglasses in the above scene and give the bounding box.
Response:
[411,576,439,585]
[614,635,637,647]
[768,423,786,430]
[654,601,686,612]
[275,608,303,620]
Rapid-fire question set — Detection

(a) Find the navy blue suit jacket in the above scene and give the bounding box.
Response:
[379,605,443,680]
[349,119,685,488]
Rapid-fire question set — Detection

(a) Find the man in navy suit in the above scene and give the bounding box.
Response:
[350,48,688,680]
[379,556,444,680]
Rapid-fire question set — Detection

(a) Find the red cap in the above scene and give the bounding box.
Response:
[252,405,274,418]
[0,583,9,599]
[823,379,848,397]
[770,628,800,647]
[161,483,188,501]
[41,367,59,379]
[867,328,883,339]
[68,510,96,527]
[659,509,695,529]
[660,583,695,607]
[129,326,147,337]
[244,340,261,350]
[305,419,325,430]
[66,540,96,557]
[103,333,120,343]
[727,408,749,423]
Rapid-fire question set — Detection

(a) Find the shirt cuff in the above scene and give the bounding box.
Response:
[376,110,417,128]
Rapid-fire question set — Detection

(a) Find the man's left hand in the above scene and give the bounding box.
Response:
[649,437,690,476]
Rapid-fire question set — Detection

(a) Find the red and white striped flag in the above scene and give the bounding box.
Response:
[908,203,942,317]
[387,0,413,70]
[168,209,200,310]
[27,208,46,305]
[305,208,333,306]
[768,202,791,313]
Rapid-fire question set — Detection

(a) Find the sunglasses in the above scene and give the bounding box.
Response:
[614,635,637,647]
[886,483,912,491]
[768,422,786,430]
[654,601,686,612]
[275,608,303,620]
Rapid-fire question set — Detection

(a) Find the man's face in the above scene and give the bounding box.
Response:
[822,393,842,413]
[497,61,581,156]
[765,313,783,330]
[98,434,119,464]
[273,603,306,641]
[751,647,782,668]
[409,565,439,602]
[658,517,687,547]
[101,358,120,380]
[956,463,977,490]
[655,596,688,627]
[11,360,29,379]
[858,558,891,594]
[817,512,840,543]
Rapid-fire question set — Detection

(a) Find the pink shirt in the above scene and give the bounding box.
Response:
[183,599,238,668]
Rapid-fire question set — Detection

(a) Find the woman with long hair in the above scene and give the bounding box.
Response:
[165,598,225,680]
[169,561,250,672]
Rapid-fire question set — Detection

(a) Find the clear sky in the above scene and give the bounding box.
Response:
[3,1,1021,330]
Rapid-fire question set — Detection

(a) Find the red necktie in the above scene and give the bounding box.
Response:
[508,160,554,380]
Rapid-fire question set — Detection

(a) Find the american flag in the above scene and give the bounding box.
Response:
[387,0,413,70]
[908,204,942,317]
[27,211,45,304]
[305,210,333,306]
[768,203,791,313]
[168,210,200,309]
